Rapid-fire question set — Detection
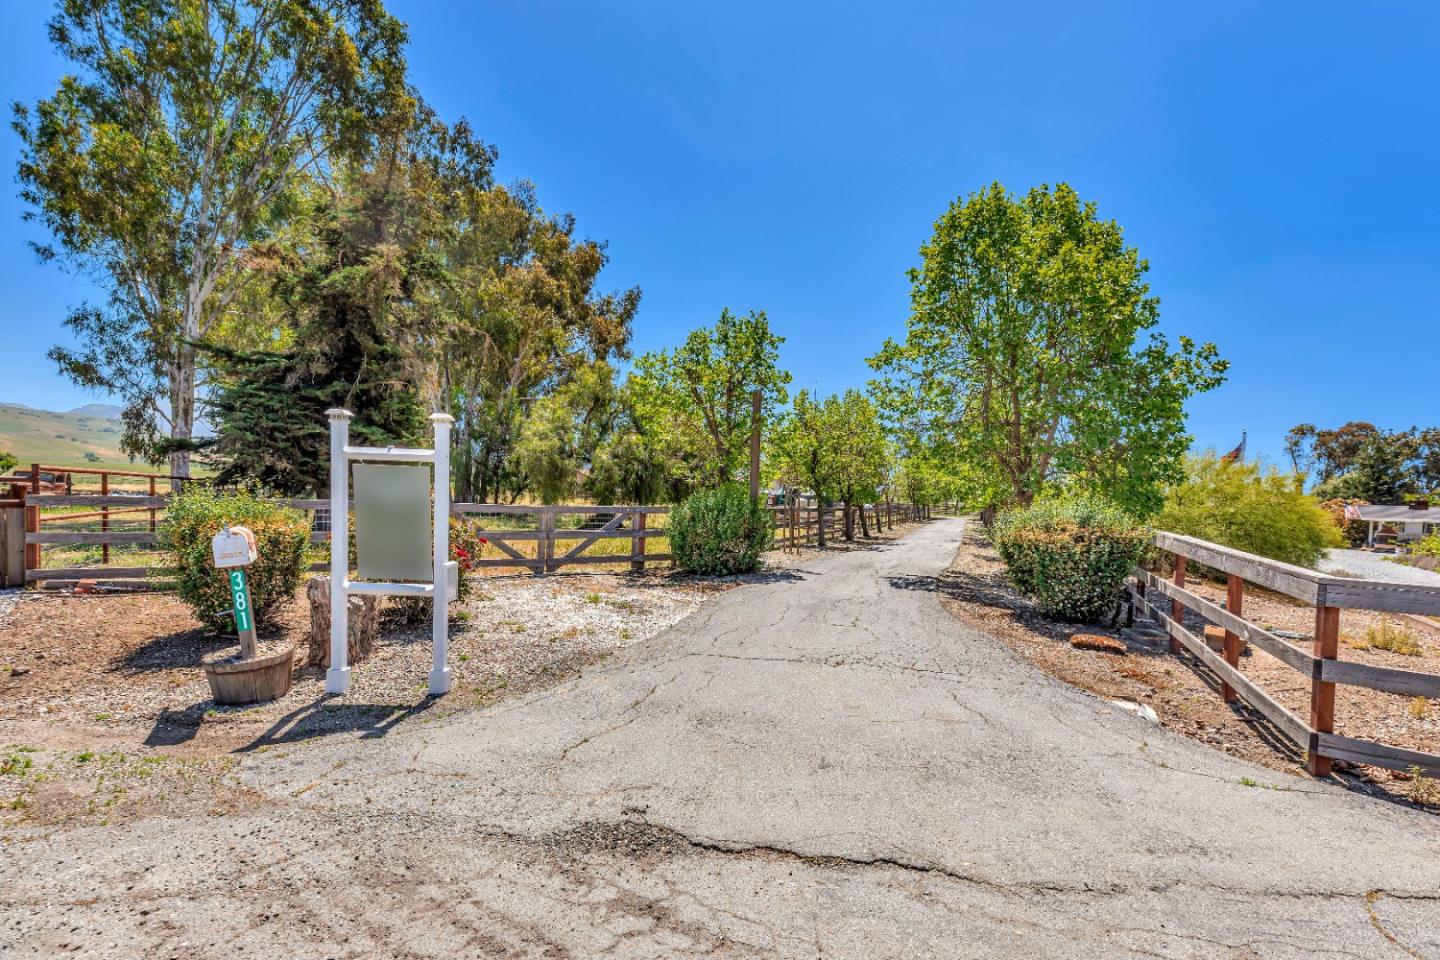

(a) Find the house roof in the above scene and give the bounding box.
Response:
[1355,504,1440,523]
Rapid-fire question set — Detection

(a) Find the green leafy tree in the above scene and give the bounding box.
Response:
[0,452,16,474]
[831,391,890,539]
[14,0,409,481]
[771,389,843,546]
[200,117,454,494]
[1157,453,1342,568]
[1307,426,1422,502]
[1318,432,1418,503]
[436,182,639,502]
[868,182,1226,515]
[513,361,621,504]
[631,309,791,488]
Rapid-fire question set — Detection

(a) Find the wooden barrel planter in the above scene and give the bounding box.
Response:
[204,647,295,705]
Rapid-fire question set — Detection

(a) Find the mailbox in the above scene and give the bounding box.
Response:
[212,525,258,568]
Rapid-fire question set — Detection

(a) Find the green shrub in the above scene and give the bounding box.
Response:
[1409,534,1440,559]
[158,486,310,633]
[0,451,15,474]
[991,496,1148,622]
[1155,454,1342,568]
[669,485,774,576]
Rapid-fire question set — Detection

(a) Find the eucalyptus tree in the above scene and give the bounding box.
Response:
[629,309,791,489]
[869,182,1227,515]
[14,0,409,481]
[435,182,640,502]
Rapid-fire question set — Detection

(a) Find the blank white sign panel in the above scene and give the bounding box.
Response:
[353,463,433,581]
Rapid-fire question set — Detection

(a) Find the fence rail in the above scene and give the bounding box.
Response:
[6,490,933,585]
[1130,531,1440,778]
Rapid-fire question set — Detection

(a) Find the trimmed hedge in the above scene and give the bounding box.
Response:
[992,497,1148,623]
[669,485,774,576]
[158,486,310,633]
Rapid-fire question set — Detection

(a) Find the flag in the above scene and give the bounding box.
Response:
[1221,431,1247,464]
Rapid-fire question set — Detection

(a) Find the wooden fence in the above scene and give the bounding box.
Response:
[3,489,932,586]
[1128,531,1440,779]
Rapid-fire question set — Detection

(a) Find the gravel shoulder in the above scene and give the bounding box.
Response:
[1322,547,1440,586]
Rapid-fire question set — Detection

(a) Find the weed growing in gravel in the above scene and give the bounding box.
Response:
[1,752,35,778]
[1409,766,1440,806]
[1410,698,1429,720]
[1362,623,1423,657]
[584,592,602,604]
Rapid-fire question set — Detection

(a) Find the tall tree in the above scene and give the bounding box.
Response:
[831,390,889,539]
[1311,421,1380,482]
[869,182,1226,514]
[630,309,791,488]
[200,122,455,494]
[14,0,409,482]
[771,389,843,547]
[436,182,639,503]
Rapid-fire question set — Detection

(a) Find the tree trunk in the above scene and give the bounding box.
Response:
[306,576,379,667]
[817,504,827,548]
[842,498,854,541]
[168,344,197,490]
[859,503,871,538]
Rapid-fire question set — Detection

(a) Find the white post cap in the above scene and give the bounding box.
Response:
[428,412,455,425]
[326,408,354,421]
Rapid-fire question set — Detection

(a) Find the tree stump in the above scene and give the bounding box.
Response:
[306,576,379,668]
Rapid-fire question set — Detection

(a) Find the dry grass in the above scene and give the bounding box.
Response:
[1360,623,1424,657]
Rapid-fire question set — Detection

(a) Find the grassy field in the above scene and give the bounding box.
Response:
[0,402,141,473]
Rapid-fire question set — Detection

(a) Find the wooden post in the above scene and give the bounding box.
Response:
[1308,604,1340,776]
[1169,556,1187,655]
[29,463,40,495]
[23,496,40,575]
[1222,574,1244,704]
[540,507,554,575]
[148,475,157,534]
[631,510,647,573]
[100,471,110,564]
[748,388,761,502]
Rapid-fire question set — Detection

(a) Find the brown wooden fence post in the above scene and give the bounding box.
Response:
[1222,574,1244,704]
[1169,555,1187,654]
[29,463,40,495]
[24,495,41,575]
[148,475,157,534]
[631,510,646,573]
[1309,604,1340,776]
[100,471,110,564]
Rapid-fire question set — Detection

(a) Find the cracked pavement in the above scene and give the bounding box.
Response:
[4,518,1440,958]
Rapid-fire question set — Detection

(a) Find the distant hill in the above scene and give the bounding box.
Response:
[0,402,142,472]
[66,403,124,420]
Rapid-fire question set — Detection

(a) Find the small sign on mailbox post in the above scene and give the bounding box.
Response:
[212,525,259,659]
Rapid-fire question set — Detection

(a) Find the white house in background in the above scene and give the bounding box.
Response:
[1351,501,1440,547]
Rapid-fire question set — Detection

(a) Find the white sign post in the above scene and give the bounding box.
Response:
[326,409,456,696]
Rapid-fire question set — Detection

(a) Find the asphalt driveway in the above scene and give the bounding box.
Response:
[4,518,1439,958]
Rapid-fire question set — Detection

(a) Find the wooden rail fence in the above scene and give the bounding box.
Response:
[5,490,933,586]
[1129,530,1440,779]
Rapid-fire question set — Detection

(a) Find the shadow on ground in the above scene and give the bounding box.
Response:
[144,693,439,751]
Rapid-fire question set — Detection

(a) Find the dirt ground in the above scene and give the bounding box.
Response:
[937,523,1440,811]
[0,520,926,834]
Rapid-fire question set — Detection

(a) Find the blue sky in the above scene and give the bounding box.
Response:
[3,1,1438,466]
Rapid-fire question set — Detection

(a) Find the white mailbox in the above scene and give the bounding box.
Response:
[211,526,258,568]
